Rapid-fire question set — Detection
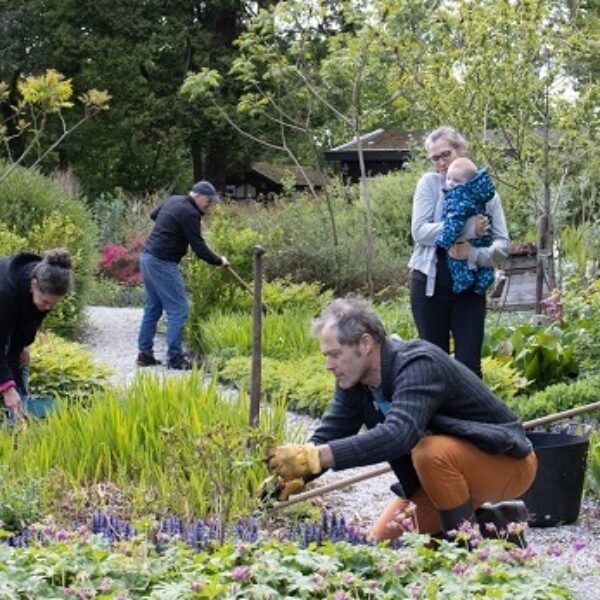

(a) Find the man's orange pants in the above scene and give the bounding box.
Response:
[370,434,538,540]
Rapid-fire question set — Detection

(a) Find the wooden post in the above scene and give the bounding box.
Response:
[250,245,265,427]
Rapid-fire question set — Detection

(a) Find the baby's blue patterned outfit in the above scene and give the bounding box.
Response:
[436,170,495,295]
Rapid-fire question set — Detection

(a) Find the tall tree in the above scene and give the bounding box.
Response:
[1,0,264,195]
[183,0,437,296]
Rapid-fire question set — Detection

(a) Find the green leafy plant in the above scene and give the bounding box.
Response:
[0,223,26,255]
[0,531,575,598]
[482,356,529,403]
[0,467,43,533]
[507,373,600,423]
[87,276,145,307]
[29,332,112,405]
[483,323,580,391]
[562,279,600,377]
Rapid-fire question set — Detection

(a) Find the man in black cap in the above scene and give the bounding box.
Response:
[137,180,229,370]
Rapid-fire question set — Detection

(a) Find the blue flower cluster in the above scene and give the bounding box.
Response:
[285,511,373,548]
[5,510,384,551]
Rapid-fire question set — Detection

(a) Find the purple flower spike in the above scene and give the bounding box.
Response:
[572,539,587,551]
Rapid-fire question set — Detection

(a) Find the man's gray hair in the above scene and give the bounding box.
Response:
[425,125,469,153]
[311,295,386,346]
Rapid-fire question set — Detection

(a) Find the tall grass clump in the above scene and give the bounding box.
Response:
[0,372,289,519]
[192,308,320,361]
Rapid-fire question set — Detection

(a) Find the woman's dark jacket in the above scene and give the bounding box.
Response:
[309,337,532,497]
[0,252,48,386]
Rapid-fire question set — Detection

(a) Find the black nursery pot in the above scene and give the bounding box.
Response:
[520,431,589,527]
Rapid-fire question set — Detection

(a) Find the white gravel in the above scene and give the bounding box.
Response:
[82,306,600,598]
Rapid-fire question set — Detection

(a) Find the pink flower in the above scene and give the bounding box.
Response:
[572,539,586,551]
[231,566,251,581]
[547,544,563,557]
[190,581,202,592]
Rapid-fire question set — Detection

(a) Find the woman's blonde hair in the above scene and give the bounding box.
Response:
[425,126,469,153]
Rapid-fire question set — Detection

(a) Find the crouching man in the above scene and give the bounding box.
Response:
[266,295,537,543]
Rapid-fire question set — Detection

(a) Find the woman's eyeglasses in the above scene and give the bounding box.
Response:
[428,149,453,164]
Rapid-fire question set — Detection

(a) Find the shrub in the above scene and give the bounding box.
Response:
[221,354,333,416]
[0,223,26,255]
[97,236,145,285]
[184,210,264,326]
[0,163,97,335]
[562,279,600,377]
[87,276,145,307]
[507,373,600,422]
[29,332,112,405]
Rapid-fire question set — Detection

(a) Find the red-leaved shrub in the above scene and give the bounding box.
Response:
[98,236,145,285]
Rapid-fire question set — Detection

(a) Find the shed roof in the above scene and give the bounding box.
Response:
[328,129,427,152]
[250,162,326,187]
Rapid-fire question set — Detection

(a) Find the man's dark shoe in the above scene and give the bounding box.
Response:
[476,500,528,547]
[167,354,193,370]
[137,351,162,367]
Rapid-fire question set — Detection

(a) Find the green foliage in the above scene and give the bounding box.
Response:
[221,354,333,417]
[0,163,98,335]
[562,279,600,376]
[0,223,26,255]
[507,373,600,423]
[378,296,418,340]
[369,169,421,258]
[482,357,528,403]
[219,182,411,296]
[0,533,574,598]
[0,467,43,533]
[191,307,321,362]
[87,277,145,307]
[28,332,112,405]
[195,423,273,543]
[184,209,264,326]
[0,372,288,518]
[483,323,579,391]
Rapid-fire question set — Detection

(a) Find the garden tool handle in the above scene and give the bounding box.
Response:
[224,265,272,314]
[271,399,600,510]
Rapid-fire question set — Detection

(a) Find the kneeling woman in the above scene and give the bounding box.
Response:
[0,248,74,419]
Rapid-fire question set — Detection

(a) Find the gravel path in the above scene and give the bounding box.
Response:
[83,306,600,598]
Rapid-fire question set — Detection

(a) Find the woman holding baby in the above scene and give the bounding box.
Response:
[408,126,510,377]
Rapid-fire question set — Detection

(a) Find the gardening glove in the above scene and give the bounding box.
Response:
[257,475,305,503]
[266,443,321,480]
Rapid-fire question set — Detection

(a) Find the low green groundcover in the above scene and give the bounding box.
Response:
[0,524,574,599]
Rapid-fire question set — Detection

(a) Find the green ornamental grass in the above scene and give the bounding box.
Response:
[0,372,288,519]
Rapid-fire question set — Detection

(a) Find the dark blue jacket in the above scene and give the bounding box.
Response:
[310,337,531,496]
[144,194,223,265]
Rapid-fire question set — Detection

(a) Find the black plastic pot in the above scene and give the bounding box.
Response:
[520,431,589,527]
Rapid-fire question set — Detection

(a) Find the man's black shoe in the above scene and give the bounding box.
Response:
[476,500,528,547]
[167,354,193,370]
[137,352,162,367]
